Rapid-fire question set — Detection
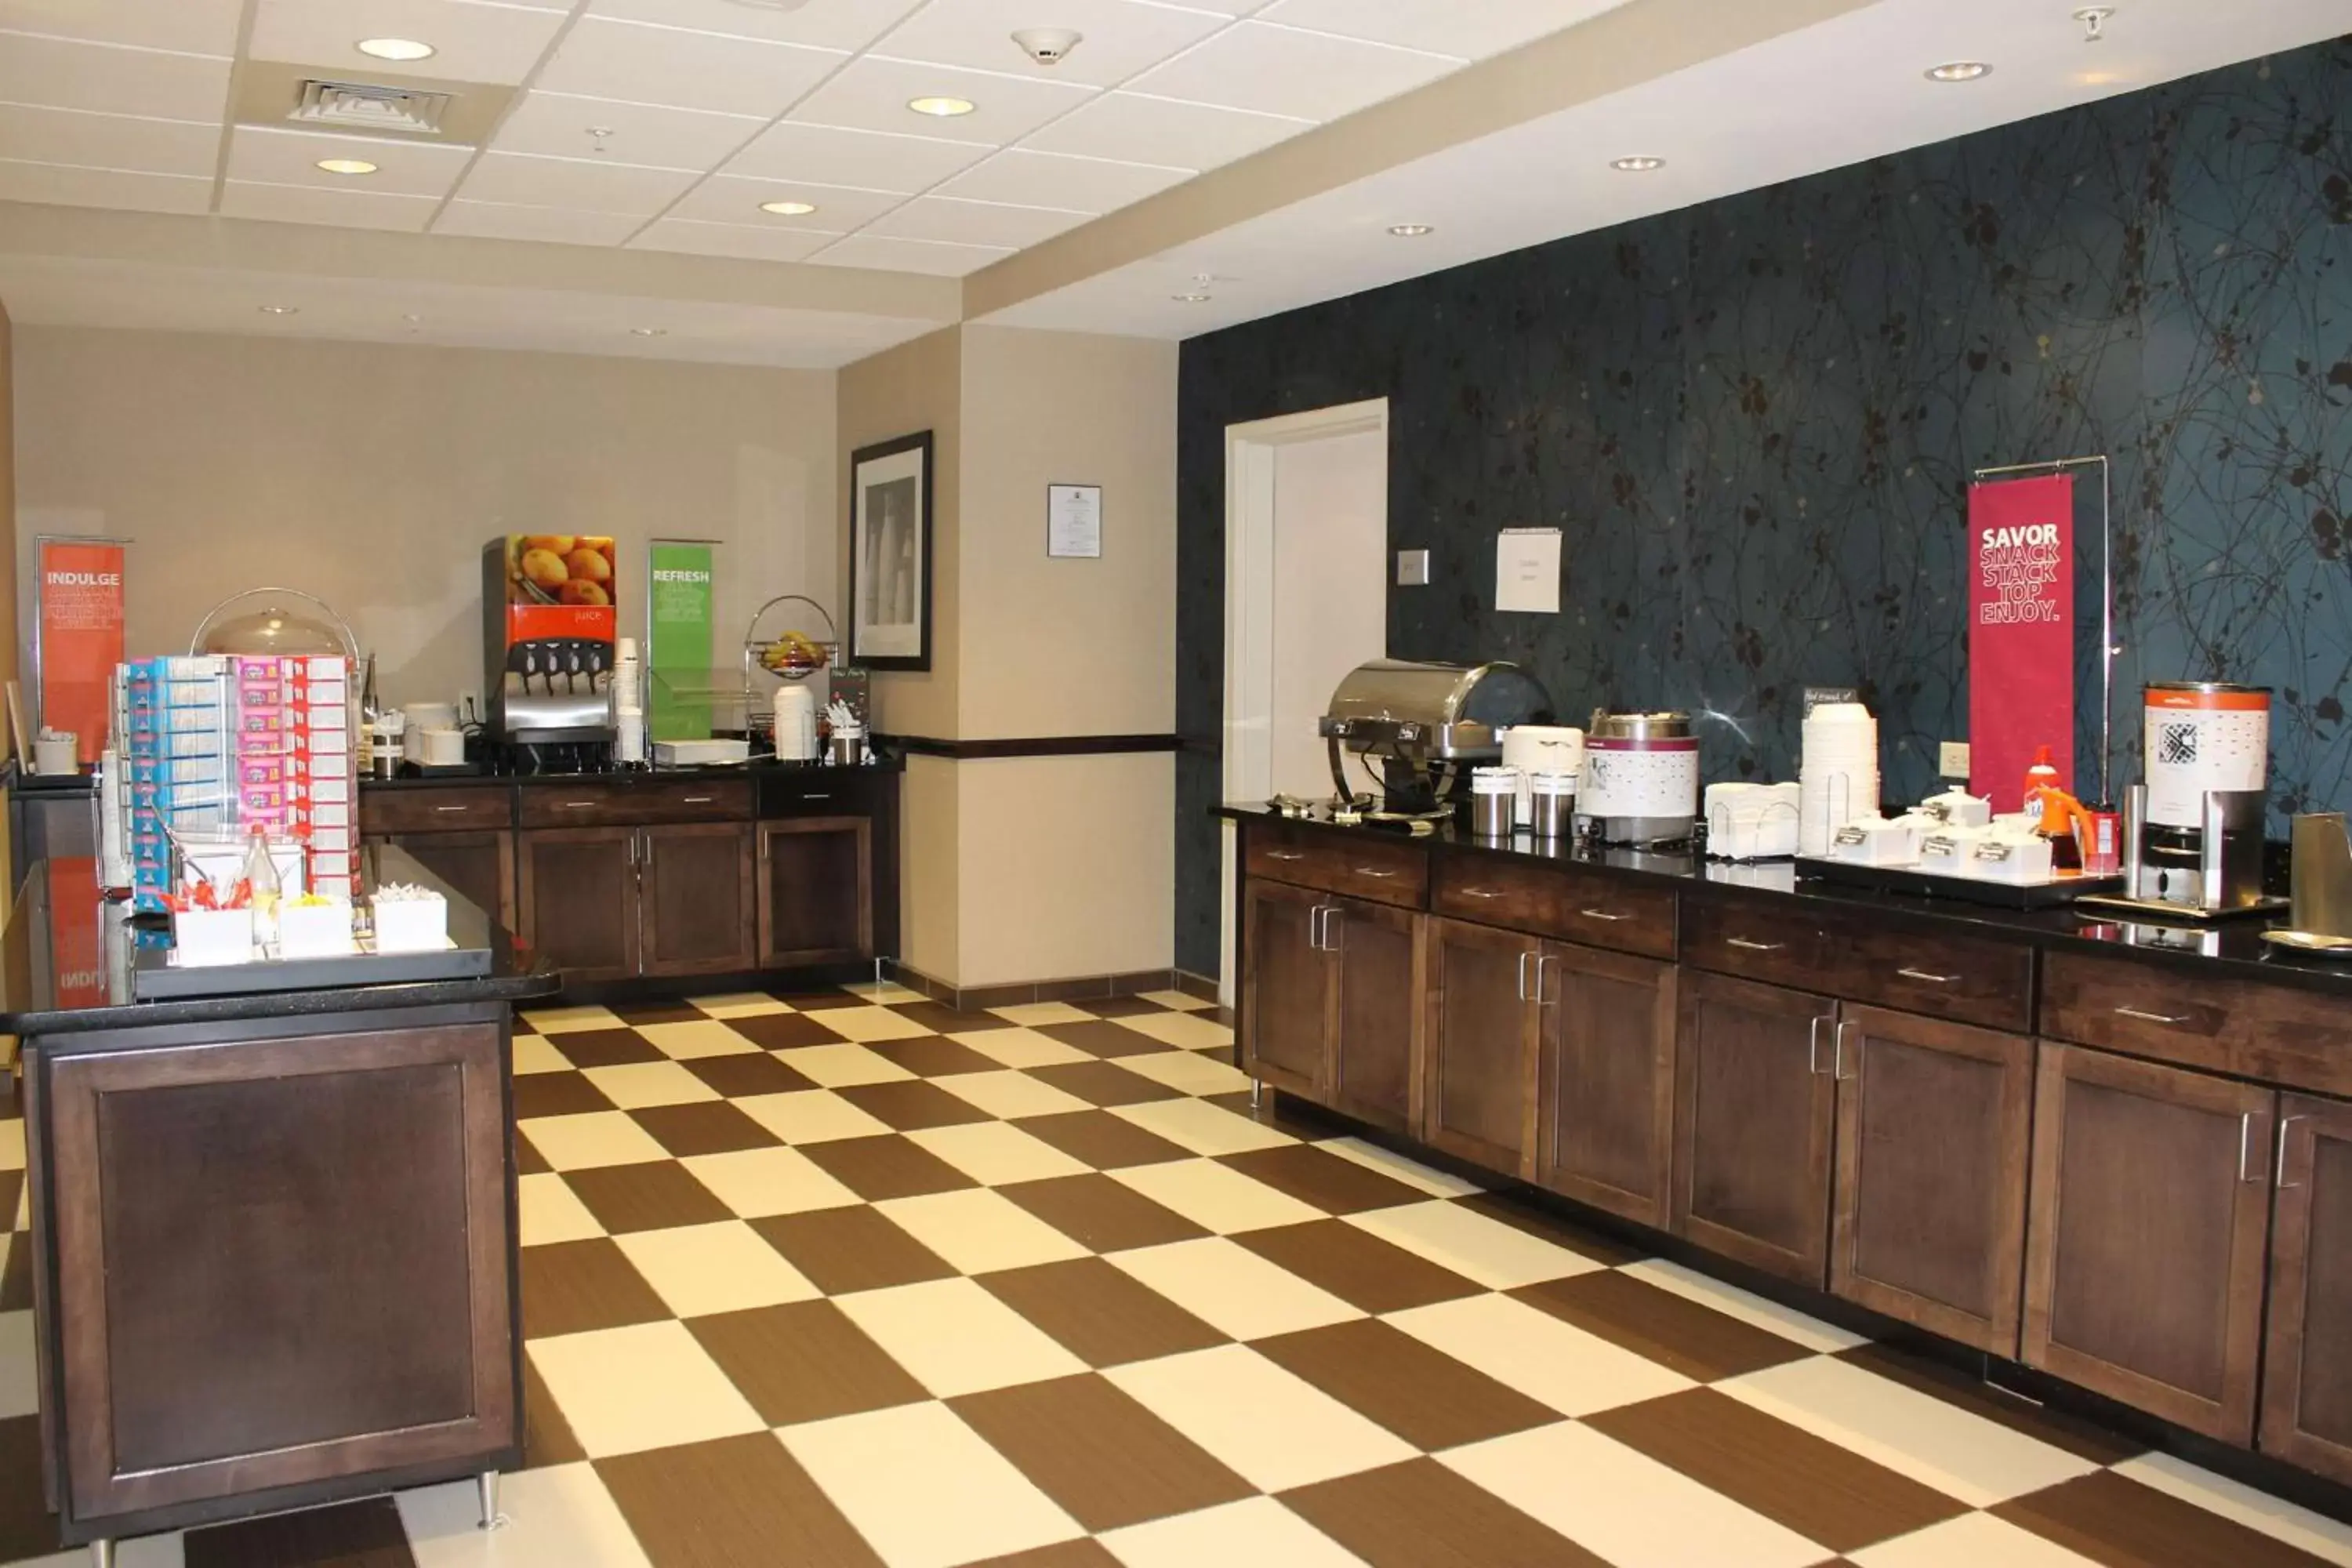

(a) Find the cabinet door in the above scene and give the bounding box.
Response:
[1673,969,1837,1286]
[1421,916,1541,1177]
[368,831,515,934]
[1536,942,1676,1229]
[516,827,640,983]
[2023,1044,2273,1443]
[641,821,757,977]
[2261,1094,2352,1484]
[757,816,873,967]
[1240,880,1332,1099]
[1325,898,1420,1134]
[1830,1005,2033,1355]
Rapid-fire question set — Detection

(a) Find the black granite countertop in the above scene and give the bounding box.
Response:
[361,754,903,789]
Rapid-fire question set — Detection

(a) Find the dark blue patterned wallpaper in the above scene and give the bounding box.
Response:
[1176,38,2352,974]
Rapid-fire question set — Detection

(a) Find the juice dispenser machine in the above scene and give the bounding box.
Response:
[483,535,619,746]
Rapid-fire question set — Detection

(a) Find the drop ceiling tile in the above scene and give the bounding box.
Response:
[667,174,904,229]
[588,0,920,53]
[434,198,646,245]
[226,125,474,197]
[0,158,210,214]
[1022,90,1308,170]
[0,103,218,177]
[786,56,1094,147]
[219,179,442,231]
[1256,0,1627,59]
[724,120,989,191]
[808,233,1013,277]
[1127,20,1460,121]
[938,147,1190,213]
[1163,0,1279,13]
[0,0,241,56]
[247,0,570,85]
[864,194,1088,248]
[874,0,1231,89]
[630,217,845,263]
[493,91,764,170]
[535,16,845,118]
[457,149,702,215]
[0,34,231,122]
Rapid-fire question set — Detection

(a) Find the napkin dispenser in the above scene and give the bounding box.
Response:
[2291,813,2352,938]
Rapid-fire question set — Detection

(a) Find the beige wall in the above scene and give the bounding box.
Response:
[837,325,959,742]
[12,327,837,706]
[0,299,16,695]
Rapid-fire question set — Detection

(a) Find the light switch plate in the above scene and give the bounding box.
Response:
[1396,549,1430,586]
[1940,741,1971,779]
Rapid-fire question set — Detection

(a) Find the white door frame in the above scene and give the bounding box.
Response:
[1218,397,1390,1002]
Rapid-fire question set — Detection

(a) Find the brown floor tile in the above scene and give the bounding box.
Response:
[1080,995,1175,1019]
[751,1206,958,1295]
[1994,1468,2341,1568]
[1585,1388,1969,1554]
[0,1415,61,1565]
[522,1358,586,1468]
[881,1000,990,1036]
[682,1050,819,1099]
[611,1000,710,1025]
[546,1026,665,1068]
[1218,1144,1431,1214]
[1025,1061,1185,1108]
[1834,1342,2143,1465]
[1036,1020,1167,1059]
[770,990,874,1012]
[598,1432,884,1568]
[563,1161,736,1235]
[184,1495,415,1568]
[800,1133,982,1200]
[1234,1220,1485,1314]
[1282,1458,1609,1568]
[1253,1319,1559,1451]
[964,1541,1125,1568]
[691,1299,928,1427]
[866,1034,1007,1077]
[1018,1110,1193,1171]
[0,1171,23,1231]
[727,1011,859,1051]
[628,1101,786,1157]
[520,1238,670,1339]
[980,1258,1229,1367]
[952,1374,1254,1532]
[513,1070,618,1120]
[1510,1270,1817,1383]
[514,1134,552,1175]
[1201,1089,1346,1140]
[0,1232,28,1312]
[837,1080,996,1131]
[999,1174,1211,1253]
[1452,1191,1647,1266]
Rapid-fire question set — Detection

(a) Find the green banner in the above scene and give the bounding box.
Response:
[648,541,715,742]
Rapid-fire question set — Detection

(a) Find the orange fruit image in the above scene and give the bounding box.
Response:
[565,547,612,583]
[519,548,569,590]
[559,579,610,606]
[521,535,575,557]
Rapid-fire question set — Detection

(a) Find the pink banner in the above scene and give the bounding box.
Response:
[1967,475,2074,811]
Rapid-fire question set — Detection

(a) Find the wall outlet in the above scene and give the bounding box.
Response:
[1939,740,1971,780]
[1396,549,1431,586]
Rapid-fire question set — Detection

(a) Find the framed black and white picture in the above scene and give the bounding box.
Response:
[848,430,933,671]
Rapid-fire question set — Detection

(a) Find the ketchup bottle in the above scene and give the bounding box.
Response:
[2023,746,2060,824]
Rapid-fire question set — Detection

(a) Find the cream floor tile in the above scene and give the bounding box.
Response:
[513,1034,572,1075]
[688,992,794,1018]
[681,1145,862,1217]
[633,1018,760,1060]
[953,1027,1094,1069]
[1110,1098,1295,1156]
[518,1172,605,1247]
[1385,1293,1693,1416]
[2113,1451,2352,1566]
[835,1276,1089,1398]
[521,1004,625,1035]
[0,1120,23,1174]
[0,1312,37,1419]
[779,1403,1085,1568]
[906,1120,1091,1186]
[1106,1344,1416,1493]
[1109,1236,1363,1341]
[1717,1356,2098,1508]
[1443,1421,1829,1568]
[734,1088,895,1145]
[779,1042,920,1087]
[808,1005,937,1044]
[1112,1010,1235,1051]
[581,1060,720,1110]
[1114,1050,1254,1097]
[838,980,929,1005]
[1102,1497,1367,1568]
[527,1322,765,1458]
[876,1187,1091,1274]
[613,1220,820,1319]
[1314,1136,1485,1199]
[1848,1512,2101,1568]
[1136,989,1214,1012]
[1342,1200,1605,1289]
[5,1538,182,1567]
[933,1068,1095,1120]
[518,1112,670,1171]
[988,1001,1100,1027]
[399,1461,654,1567]
[1617,1258,1868,1353]
[1110,1157,1325,1234]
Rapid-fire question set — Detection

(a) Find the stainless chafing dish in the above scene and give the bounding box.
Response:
[1317,659,1553,820]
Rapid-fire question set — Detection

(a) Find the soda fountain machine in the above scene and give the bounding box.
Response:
[483,535,618,763]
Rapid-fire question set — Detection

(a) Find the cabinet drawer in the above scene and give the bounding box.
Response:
[2042,949,2352,1096]
[1245,828,1426,909]
[1682,892,1831,985]
[360,786,514,833]
[518,779,753,828]
[1820,918,2036,1033]
[1432,854,1675,959]
[757,767,884,818]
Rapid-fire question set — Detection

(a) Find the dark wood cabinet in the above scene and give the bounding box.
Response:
[1240,880,1332,1099]
[1830,1005,2034,1355]
[2024,1044,2274,1443]
[641,822,757,976]
[365,830,515,935]
[1324,897,1420,1133]
[1535,942,1676,1228]
[2262,1094,2352,1484]
[517,826,641,982]
[1674,969,1837,1286]
[1421,916,1541,1177]
[757,817,873,967]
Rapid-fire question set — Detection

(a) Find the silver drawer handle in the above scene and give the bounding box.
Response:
[2114,1005,2190,1025]
[2280,1115,2306,1188]
[1265,849,1305,862]
[803,793,830,800]
[682,795,714,804]
[1726,936,1784,950]
[1897,967,1960,985]
[2240,1112,2258,1185]
[434,804,471,813]
[558,800,595,808]
[1461,887,1506,900]
[1581,908,1635,923]
[1355,866,1401,880]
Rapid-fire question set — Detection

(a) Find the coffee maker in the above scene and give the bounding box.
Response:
[483,536,618,752]
[2081,681,2285,919]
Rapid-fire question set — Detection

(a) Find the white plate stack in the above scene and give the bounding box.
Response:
[1800,702,1879,855]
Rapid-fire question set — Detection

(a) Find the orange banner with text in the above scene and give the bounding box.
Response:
[38,538,126,766]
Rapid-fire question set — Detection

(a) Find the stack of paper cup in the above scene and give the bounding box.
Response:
[612,637,646,764]
[1799,702,1879,855]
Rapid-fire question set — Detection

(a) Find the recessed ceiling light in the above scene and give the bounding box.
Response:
[1926,60,1992,82]
[258,305,299,316]
[1387,223,1434,238]
[1610,155,1666,172]
[316,158,379,176]
[759,200,818,216]
[908,96,976,118]
[1172,293,1211,303]
[630,327,667,337]
[356,37,435,62]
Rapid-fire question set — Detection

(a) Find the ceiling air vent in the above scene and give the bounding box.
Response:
[289,78,452,136]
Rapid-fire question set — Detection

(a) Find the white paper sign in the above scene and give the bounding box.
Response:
[1496,528,1562,613]
[1048,484,1102,558]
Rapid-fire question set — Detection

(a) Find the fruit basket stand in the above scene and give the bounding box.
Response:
[741,594,844,746]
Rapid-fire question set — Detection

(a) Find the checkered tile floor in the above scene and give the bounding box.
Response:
[3,985,2351,1566]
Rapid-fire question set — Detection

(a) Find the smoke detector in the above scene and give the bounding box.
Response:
[1012,27,1083,66]
[289,78,451,136]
